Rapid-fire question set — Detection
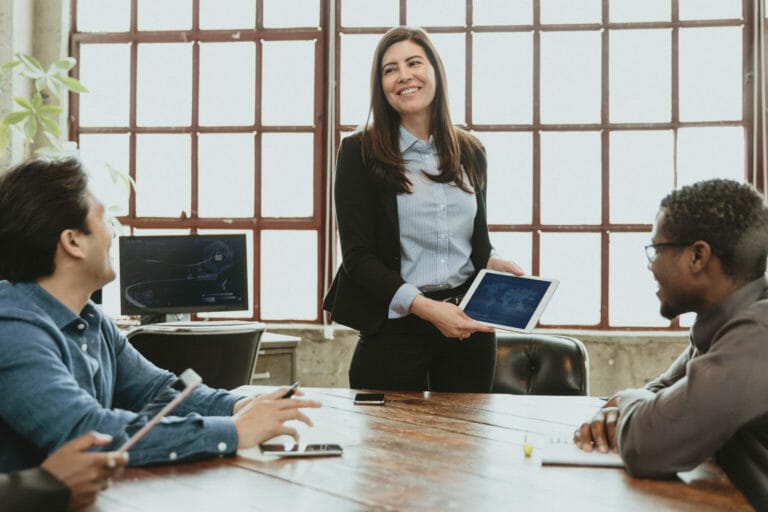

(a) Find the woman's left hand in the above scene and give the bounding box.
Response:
[487,256,524,275]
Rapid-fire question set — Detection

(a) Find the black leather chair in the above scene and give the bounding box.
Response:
[493,332,589,395]
[127,322,265,390]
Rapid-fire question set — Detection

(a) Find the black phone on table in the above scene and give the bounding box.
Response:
[354,393,385,405]
[259,443,343,457]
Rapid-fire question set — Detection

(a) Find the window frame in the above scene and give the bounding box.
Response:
[70,0,764,329]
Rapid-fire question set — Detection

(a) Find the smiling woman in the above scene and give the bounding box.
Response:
[379,40,437,138]
[323,26,524,393]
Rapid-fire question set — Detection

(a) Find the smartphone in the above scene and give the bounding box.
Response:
[117,368,202,454]
[259,443,343,457]
[354,393,385,405]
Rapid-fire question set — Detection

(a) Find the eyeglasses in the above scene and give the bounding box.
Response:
[644,241,694,263]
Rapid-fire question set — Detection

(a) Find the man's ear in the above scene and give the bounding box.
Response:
[689,240,713,272]
[59,229,87,260]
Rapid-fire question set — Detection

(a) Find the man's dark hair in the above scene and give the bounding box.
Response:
[0,157,91,282]
[660,178,768,281]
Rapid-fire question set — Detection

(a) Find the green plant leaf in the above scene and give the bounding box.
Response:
[13,97,34,111]
[1,60,21,71]
[23,116,37,140]
[18,53,43,71]
[51,58,76,72]
[38,114,60,137]
[2,111,30,125]
[0,124,9,155]
[35,76,48,92]
[106,162,136,190]
[55,75,89,93]
[32,92,43,109]
[39,104,63,115]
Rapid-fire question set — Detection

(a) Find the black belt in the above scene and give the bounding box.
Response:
[423,281,472,305]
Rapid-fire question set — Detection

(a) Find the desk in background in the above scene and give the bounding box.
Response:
[91,389,750,511]
[250,332,300,385]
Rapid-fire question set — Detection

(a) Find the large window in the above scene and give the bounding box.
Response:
[72,0,325,321]
[73,0,763,329]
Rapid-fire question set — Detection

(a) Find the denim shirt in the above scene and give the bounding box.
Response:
[0,281,239,471]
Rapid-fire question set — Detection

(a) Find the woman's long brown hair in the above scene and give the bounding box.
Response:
[361,26,484,193]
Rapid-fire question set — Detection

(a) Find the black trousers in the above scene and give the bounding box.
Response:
[348,313,496,393]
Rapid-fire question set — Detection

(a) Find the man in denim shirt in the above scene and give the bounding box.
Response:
[0,158,320,472]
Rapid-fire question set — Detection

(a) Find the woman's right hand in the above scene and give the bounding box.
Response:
[409,295,495,339]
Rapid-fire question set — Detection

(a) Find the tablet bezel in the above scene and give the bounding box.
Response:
[458,270,559,333]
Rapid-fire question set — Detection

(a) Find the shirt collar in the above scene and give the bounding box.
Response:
[16,281,83,329]
[398,125,434,153]
[690,274,768,352]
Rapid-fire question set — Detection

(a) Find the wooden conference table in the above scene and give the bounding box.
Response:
[89,388,751,511]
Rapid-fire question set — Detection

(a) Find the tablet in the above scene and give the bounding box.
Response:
[117,368,202,454]
[459,270,558,332]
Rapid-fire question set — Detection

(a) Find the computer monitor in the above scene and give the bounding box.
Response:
[119,234,248,316]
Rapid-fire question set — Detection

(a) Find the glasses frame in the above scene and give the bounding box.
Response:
[644,241,695,263]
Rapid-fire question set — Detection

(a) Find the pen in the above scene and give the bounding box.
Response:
[281,381,300,399]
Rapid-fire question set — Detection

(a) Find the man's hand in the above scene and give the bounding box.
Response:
[233,396,321,449]
[233,385,307,414]
[41,432,128,511]
[409,295,495,339]
[574,397,620,453]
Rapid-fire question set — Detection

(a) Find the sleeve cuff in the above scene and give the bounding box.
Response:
[203,416,239,456]
[616,388,655,413]
[388,283,422,319]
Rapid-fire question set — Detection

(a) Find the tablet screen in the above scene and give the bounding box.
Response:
[460,271,558,332]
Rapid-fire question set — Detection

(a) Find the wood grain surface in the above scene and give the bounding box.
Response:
[88,388,751,512]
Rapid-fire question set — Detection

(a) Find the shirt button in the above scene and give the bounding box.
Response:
[169,452,178,461]
[77,323,86,330]
[217,442,227,452]
[81,343,87,351]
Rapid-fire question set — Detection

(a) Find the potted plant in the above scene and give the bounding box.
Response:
[0,53,134,228]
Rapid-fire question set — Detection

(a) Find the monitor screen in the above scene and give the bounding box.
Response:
[119,234,248,315]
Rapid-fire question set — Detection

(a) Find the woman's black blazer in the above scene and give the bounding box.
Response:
[322,133,492,335]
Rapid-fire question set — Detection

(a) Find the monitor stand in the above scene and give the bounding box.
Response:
[139,313,191,325]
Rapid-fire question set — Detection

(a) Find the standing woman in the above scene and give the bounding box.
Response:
[323,27,523,392]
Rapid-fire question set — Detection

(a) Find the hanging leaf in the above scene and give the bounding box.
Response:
[51,58,76,72]
[2,111,30,125]
[32,92,43,109]
[106,162,136,190]
[17,53,44,72]
[39,104,63,115]
[0,123,8,154]
[35,76,48,92]
[55,75,89,93]
[23,116,37,140]
[38,114,61,137]
[13,97,34,111]
[1,59,21,70]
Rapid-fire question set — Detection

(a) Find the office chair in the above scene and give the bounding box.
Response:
[127,322,265,390]
[493,332,590,395]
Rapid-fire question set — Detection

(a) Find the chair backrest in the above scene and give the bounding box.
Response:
[493,332,589,395]
[127,322,265,390]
